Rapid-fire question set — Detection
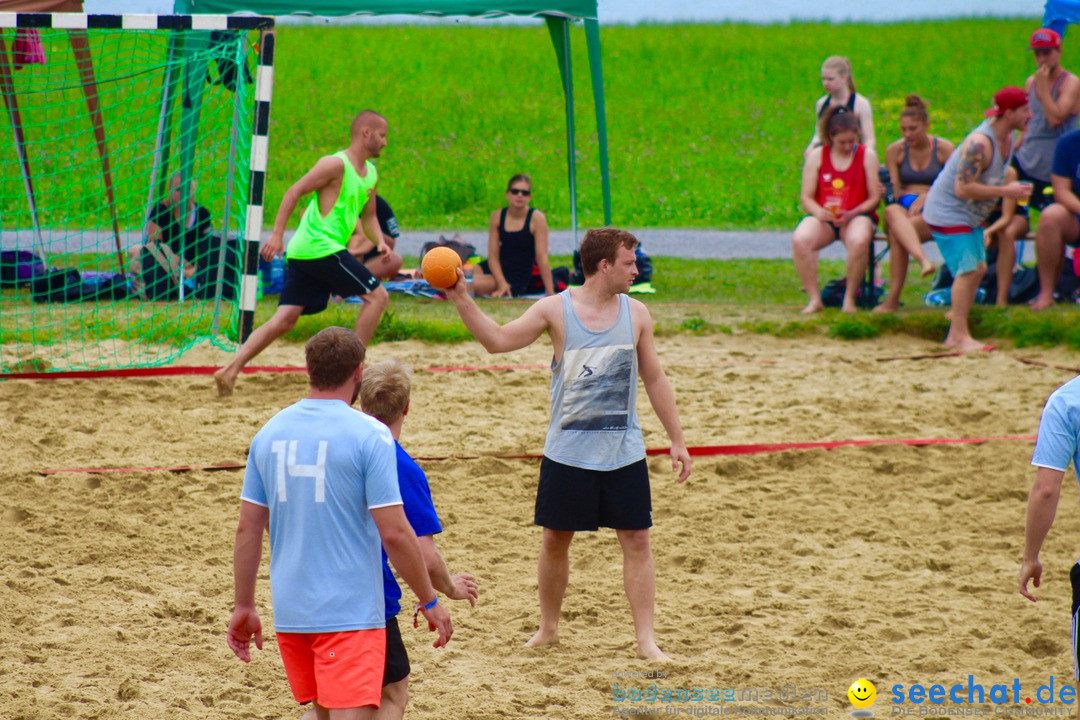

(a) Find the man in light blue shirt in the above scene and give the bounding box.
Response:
[227,327,452,718]
[1019,375,1080,677]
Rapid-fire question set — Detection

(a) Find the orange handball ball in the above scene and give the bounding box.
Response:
[421,247,463,289]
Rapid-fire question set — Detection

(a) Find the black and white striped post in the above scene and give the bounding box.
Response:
[242,24,275,343]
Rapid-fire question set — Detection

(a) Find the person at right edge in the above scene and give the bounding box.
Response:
[1018,374,1080,683]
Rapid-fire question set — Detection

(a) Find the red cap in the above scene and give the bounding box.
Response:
[984,86,1029,117]
[1030,28,1062,49]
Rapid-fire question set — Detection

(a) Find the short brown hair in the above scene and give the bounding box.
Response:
[350,109,386,138]
[305,327,365,390]
[360,359,412,425]
[579,227,638,276]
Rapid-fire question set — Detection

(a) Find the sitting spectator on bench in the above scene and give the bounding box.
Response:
[350,194,404,281]
[472,173,554,297]
[999,29,1080,308]
[875,94,955,313]
[793,107,881,314]
[1032,126,1080,309]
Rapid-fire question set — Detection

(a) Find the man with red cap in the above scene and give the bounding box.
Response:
[922,87,1032,352]
[998,29,1080,308]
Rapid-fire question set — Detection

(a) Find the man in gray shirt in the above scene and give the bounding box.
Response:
[445,227,691,661]
[922,87,1032,353]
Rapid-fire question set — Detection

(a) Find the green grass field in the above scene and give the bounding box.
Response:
[9,253,1077,359]
[262,18,1036,230]
[0,19,1038,233]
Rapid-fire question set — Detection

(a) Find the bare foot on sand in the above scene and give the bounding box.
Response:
[801,299,825,315]
[636,642,671,661]
[944,337,995,354]
[213,368,236,397]
[525,629,559,648]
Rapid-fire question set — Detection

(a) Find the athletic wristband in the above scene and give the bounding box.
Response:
[413,596,438,628]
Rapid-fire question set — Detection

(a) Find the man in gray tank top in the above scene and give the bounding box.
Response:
[923,87,1032,353]
[992,30,1080,310]
[445,227,692,661]
[1016,29,1080,195]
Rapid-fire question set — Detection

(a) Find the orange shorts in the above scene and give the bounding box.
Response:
[276,628,386,709]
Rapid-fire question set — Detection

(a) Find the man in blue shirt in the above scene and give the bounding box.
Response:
[1032,128,1080,309]
[227,327,452,718]
[357,358,478,720]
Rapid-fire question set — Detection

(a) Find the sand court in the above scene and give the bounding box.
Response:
[3,333,1080,719]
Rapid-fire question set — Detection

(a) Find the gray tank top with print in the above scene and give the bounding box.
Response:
[923,119,1011,228]
[543,289,646,471]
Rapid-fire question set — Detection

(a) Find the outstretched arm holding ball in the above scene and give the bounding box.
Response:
[443,270,559,353]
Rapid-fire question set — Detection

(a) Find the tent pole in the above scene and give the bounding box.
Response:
[70,30,126,276]
[176,31,211,303]
[546,16,577,248]
[212,35,245,337]
[146,33,181,243]
[584,19,611,226]
[0,31,47,266]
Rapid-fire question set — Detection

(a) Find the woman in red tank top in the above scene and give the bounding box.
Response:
[792,107,882,314]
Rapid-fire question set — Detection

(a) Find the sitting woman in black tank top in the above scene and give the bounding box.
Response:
[473,174,554,297]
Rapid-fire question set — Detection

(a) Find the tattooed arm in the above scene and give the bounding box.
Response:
[954,134,1029,201]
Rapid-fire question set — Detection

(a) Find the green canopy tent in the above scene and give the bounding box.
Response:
[174,0,613,242]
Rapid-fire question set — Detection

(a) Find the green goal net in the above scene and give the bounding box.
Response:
[0,13,274,374]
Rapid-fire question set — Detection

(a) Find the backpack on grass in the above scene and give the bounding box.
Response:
[820,278,883,308]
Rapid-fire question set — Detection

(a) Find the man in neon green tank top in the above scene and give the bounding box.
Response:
[215,111,391,396]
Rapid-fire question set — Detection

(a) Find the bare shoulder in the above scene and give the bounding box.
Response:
[885,138,904,160]
[937,135,956,156]
[311,154,346,178]
[628,296,653,322]
[489,209,501,224]
[863,146,880,166]
[531,209,548,225]
[854,94,873,113]
[1025,74,1036,90]
[962,133,989,154]
[532,292,563,317]
[813,95,827,114]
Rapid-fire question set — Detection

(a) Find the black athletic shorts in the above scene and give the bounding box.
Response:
[280,249,380,315]
[535,456,651,531]
[383,616,410,686]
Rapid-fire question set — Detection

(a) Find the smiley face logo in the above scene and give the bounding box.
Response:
[848,678,876,709]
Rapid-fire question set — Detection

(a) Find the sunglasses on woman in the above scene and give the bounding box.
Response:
[508,188,531,196]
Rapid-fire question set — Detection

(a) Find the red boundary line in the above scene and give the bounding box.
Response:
[39,434,1037,475]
